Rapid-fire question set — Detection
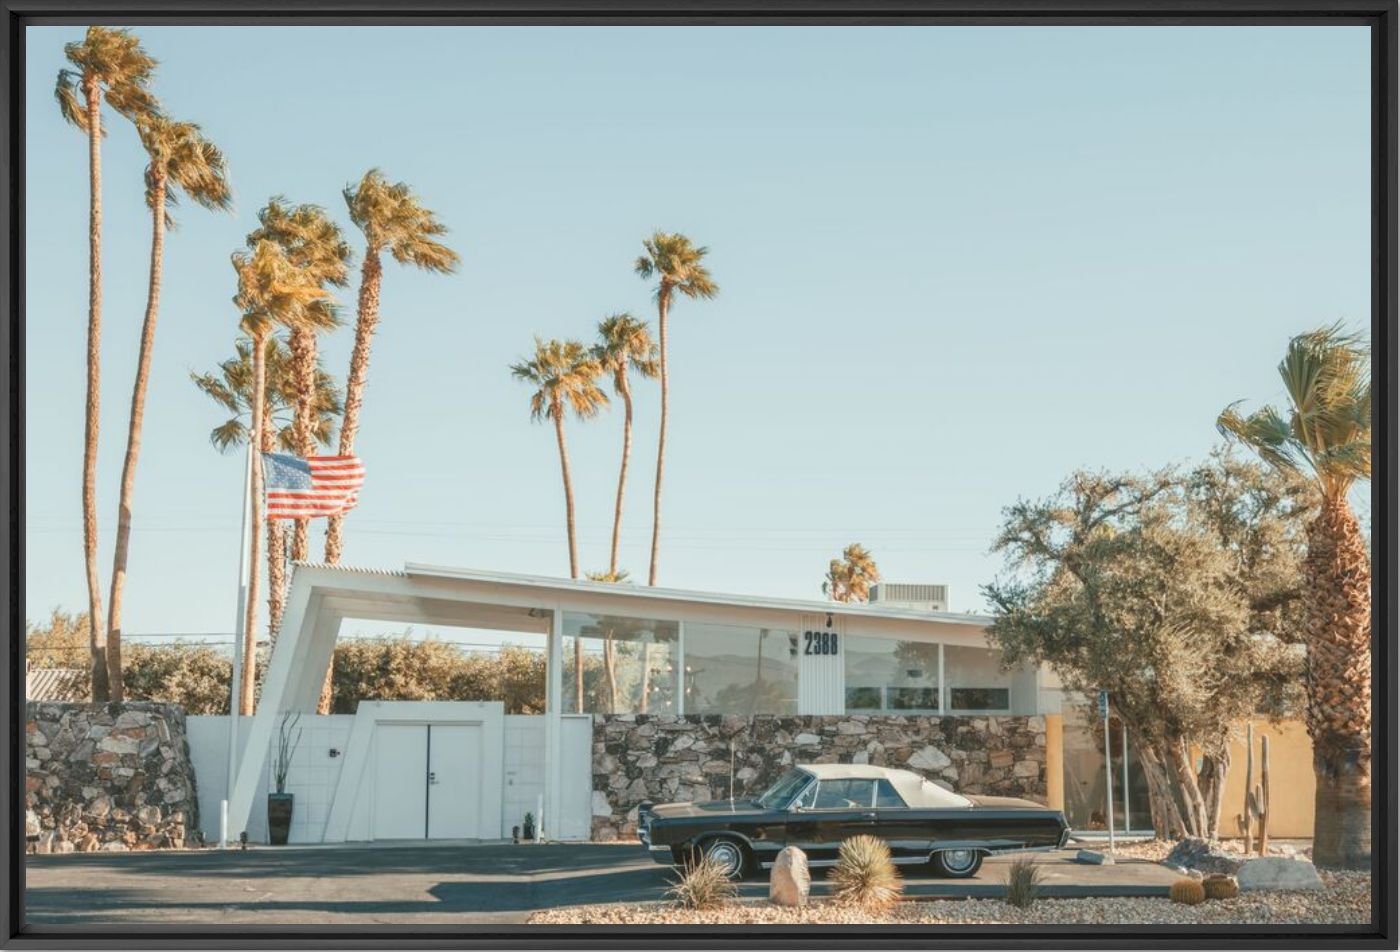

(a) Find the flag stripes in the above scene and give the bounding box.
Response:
[263,452,365,520]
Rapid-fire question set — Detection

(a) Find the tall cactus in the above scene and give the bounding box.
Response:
[1238,726,1271,856]
[1239,723,1255,853]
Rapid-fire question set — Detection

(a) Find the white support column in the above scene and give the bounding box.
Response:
[543,604,564,840]
[939,643,948,714]
[675,620,686,716]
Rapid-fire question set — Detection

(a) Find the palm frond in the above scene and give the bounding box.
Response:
[54,69,90,131]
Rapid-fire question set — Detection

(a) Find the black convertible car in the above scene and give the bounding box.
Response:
[638,763,1070,879]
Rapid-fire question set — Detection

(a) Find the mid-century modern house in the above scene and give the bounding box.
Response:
[205,562,1314,847]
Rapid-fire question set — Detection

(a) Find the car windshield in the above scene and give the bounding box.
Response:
[756,769,812,809]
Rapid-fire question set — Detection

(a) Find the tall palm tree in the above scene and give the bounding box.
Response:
[55,26,158,701]
[192,337,343,639]
[246,199,352,569]
[634,232,717,586]
[325,169,459,564]
[1218,324,1372,869]
[230,240,334,714]
[105,115,230,701]
[512,338,608,712]
[823,543,881,603]
[592,314,659,579]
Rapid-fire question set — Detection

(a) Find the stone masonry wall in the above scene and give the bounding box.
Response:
[591,713,1047,840]
[25,702,202,853]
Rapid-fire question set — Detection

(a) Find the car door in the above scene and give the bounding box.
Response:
[783,779,878,863]
[872,778,934,861]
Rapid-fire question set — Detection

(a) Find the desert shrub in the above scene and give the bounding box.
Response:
[666,852,738,910]
[830,835,902,909]
[1004,856,1042,909]
[1202,874,1239,900]
[1169,878,1206,905]
[122,644,234,713]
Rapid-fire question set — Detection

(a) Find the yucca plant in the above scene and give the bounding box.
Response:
[1168,878,1206,905]
[830,835,902,909]
[1004,857,1042,909]
[666,851,738,910]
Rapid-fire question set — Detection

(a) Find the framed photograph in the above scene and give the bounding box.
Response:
[3,1,1394,948]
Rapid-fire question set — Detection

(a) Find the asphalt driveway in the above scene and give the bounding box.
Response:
[25,842,1178,925]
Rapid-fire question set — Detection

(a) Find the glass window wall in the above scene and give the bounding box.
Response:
[844,636,941,713]
[944,644,1012,713]
[562,612,678,714]
[682,622,799,715]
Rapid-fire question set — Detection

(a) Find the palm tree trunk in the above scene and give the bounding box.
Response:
[262,395,288,644]
[241,331,267,716]
[105,174,167,701]
[324,249,383,565]
[1305,497,1372,868]
[552,404,584,712]
[608,373,634,578]
[81,76,109,702]
[288,326,318,563]
[647,289,670,586]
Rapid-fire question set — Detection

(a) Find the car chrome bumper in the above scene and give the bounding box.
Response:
[646,844,673,864]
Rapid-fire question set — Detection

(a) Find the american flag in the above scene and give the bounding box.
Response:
[262,452,365,520]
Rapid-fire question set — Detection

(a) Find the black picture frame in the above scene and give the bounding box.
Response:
[1,1,1394,948]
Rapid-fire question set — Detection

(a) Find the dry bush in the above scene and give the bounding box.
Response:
[329,640,545,714]
[830,835,902,909]
[1004,857,1042,909]
[666,853,739,910]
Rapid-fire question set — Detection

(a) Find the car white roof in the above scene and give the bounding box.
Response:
[797,763,972,809]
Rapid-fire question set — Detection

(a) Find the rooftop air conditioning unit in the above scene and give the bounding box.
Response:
[868,583,948,612]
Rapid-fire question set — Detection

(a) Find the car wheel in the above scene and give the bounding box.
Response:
[699,836,749,880]
[931,848,983,878]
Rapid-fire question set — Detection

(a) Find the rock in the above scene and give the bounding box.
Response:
[25,810,40,838]
[592,791,614,817]
[1164,838,1244,876]
[1012,760,1041,778]
[53,840,75,854]
[35,831,56,855]
[907,745,952,772]
[794,733,821,746]
[1236,857,1324,892]
[1076,849,1114,865]
[769,846,811,907]
[100,841,129,852]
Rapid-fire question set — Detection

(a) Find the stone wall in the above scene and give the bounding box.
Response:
[25,702,202,853]
[591,713,1048,840]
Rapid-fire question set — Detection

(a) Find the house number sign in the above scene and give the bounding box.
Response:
[802,630,840,656]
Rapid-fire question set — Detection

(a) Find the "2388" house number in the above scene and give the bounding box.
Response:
[803,630,839,656]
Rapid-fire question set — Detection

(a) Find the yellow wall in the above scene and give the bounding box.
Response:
[1220,719,1315,839]
[1045,714,1064,811]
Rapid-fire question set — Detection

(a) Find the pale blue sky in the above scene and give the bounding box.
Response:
[25,25,1370,643]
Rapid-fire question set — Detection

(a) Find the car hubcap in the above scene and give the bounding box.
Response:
[942,849,976,872]
[707,841,742,876]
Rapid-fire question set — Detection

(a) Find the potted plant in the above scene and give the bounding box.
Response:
[267,712,301,846]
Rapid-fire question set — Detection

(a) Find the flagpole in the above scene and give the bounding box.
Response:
[224,438,254,847]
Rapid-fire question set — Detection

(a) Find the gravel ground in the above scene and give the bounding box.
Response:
[528,870,1371,926]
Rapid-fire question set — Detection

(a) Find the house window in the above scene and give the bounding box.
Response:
[944,644,1012,713]
[562,612,678,714]
[682,623,798,715]
[843,636,940,714]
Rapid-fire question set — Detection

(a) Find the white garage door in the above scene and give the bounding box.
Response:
[372,723,485,840]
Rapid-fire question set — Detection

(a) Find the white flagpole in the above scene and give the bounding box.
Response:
[224,438,254,847]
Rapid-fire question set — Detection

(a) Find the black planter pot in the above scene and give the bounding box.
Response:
[267,793,294,846]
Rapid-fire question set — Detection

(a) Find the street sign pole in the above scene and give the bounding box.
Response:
[1100,690,1115,853]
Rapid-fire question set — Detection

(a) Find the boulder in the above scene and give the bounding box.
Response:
[1075,849,1114,865]
[1236,857,1324,892]
[1164,838,1244,876]
[907,745,952,772]
[769,846,811,907]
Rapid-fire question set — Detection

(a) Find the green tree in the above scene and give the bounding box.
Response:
[192,337,343,638]
[984,465,1306,839]
[512,339,608,712]
[593,315,659,579]
[105,115,231,701]
[324,169,459,564]
[229,239,334,713]
[55,26,159,702]
[823,543,881,603]
[634,232,718,585]
[1218,324,1372,868]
